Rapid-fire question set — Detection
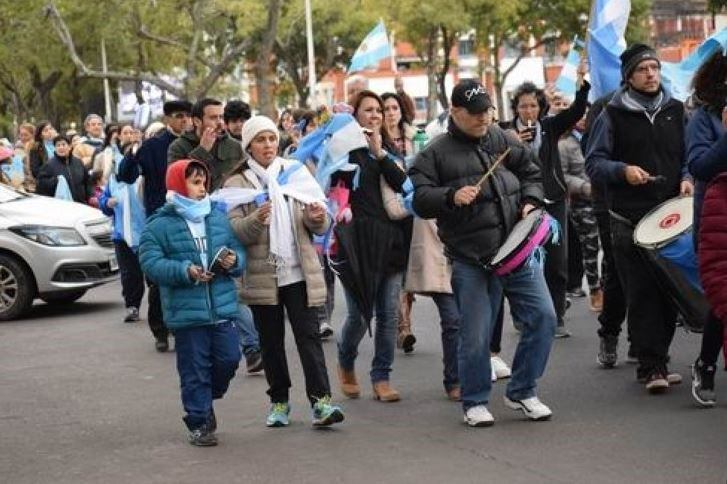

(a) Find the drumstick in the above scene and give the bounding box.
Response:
[476,148,511,188]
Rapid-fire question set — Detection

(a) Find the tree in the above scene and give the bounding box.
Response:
[389,0,469,119]
[44,0,265,100]
[274,0,378,107]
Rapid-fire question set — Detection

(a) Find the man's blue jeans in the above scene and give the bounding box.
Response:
[235,304,260,356]
[430,293,460,392]
[338,272,403,383]
[175,321,241,430]
[452,260,556,410]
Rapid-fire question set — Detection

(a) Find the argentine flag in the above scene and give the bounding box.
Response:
[348,21,392,73]
[662,28,727,101]
[587,0,631,100]
[555,37,585,98]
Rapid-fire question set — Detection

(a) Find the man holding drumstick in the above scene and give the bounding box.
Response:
[409,80,557,427]
[586,44,694,394]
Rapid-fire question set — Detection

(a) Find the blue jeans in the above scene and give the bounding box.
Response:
[430,293,460,392]
[452,260,555,410]
[175,321,241,430]
[235,304,260,355]
[338,272,403,382]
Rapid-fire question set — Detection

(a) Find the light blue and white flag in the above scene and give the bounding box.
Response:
[348,21,392,73]
[555,36,585,98]
[587,0,631,100]
[662,28,727,101]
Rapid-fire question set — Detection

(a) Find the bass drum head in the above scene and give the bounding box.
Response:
[634,196,693,249]
[490,209,543,267]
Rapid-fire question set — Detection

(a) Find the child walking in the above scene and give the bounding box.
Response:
[139,159,246,446]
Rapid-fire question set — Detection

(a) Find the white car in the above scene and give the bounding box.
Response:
[0,185,119,320]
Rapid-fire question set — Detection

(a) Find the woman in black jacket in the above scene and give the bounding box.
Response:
[29,121,57,179]
[335,90,409,403]
[36,135,93,204]
[502,73,590,338]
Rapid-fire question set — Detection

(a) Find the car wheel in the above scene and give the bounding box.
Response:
[40,290,88,305]
[0,254,35,321]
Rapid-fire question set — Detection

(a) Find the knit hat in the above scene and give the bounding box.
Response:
[166,159,209,197]
[620,43,660,80]
[240,115,279,152]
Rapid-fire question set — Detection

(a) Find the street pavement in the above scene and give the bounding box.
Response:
[1,280,726,484]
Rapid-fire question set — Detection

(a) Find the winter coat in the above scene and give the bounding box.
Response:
[138,203,246,330]
[36,155,93,204]
[405,218,452,294]
[225,163,330,307]
[167,130,243,191]
[502,80,590,201]
[118,129,178,217]
[698,173,727,325]
[686,106,727,243]
[409,121,543,266]
[558,133,591,199]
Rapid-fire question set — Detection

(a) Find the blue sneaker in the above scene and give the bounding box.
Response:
[312,396,345,427]
[266,402,290,427]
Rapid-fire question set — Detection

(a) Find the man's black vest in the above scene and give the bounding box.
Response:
[606,98,684,222]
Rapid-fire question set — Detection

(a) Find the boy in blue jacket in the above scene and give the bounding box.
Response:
[139,159,246,446]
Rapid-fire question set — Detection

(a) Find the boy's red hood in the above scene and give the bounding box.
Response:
[166,159,209,197]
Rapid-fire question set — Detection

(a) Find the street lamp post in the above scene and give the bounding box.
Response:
[305,0,317,108]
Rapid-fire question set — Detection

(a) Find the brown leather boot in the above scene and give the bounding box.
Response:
[372,381,401,402]
[397,292,417,353]
[338,366,360,398]
[589,289,604,313]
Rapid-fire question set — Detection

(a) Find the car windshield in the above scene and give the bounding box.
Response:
[0,185,28,203]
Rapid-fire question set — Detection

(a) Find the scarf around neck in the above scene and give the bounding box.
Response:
[170,193,211,222]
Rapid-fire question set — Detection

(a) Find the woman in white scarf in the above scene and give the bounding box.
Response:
[224,116,344,428]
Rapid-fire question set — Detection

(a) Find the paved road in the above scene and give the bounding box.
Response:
[1,281,725,483]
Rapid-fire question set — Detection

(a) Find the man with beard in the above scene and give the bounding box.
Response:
[168,98,243,190]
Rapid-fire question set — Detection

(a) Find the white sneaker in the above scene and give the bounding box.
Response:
[491,356,512,379]
[463,405,494,427]
[504,396,552,421]
[491,365,497,382]
[319,322,334,340]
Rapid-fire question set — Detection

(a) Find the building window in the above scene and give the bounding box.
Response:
[414,97,428,112]
[459,39,475,57]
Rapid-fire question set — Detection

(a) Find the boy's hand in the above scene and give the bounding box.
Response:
[107,197,118,209]
[220,252,237,270]
[188,264,213,283]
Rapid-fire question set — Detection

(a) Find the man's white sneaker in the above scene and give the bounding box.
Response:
[504,396,552,421]
[491,365,497,382]
[491,356,512,379]
[463,405,494,427]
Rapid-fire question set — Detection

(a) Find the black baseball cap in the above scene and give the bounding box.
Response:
[451,80,493,114]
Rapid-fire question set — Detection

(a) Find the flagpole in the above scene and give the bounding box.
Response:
[101,37,112,123]
[305,0,317,108]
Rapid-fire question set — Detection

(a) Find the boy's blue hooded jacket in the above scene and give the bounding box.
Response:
[139,201,245,330]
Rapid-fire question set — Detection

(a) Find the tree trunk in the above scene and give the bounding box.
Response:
[426,29,439,122]
[255,0,283,117]
[436,26,455,111]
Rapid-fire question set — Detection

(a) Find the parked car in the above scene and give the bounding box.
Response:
[0,185,119,320]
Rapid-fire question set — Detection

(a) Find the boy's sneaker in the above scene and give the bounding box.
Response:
[597,335,618,368]
[504,396,552,421]
[188,424,217,447]
[645,370,669,394]
[463,405,494,427]
[245,351,264,374]
[319,322,334,340]
[491,355,512,379]
[691,359,717,407]
[266,402,290,427]
[312,396,345,427]
[555,325,571,339]
[567,287,587,298]
[124,307,140,323]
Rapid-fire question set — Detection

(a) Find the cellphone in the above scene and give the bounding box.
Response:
[362,128,373,136]
[209,247,234,275]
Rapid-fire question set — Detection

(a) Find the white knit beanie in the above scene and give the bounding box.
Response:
[240,115,279,152]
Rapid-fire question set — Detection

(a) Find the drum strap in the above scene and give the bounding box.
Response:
[609,210,634,228]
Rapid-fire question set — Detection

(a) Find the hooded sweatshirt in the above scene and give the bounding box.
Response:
[585,85,689,223]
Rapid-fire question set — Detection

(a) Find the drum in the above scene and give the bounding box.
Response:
[633,196,707,332]
[489,209,554,276]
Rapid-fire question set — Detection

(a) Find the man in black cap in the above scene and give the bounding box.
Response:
[586,43,694,393]
[410,79,556,427]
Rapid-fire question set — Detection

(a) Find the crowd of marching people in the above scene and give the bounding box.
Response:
[3,40,727,446]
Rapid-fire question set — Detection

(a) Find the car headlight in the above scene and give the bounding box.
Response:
[9,226,87,246]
